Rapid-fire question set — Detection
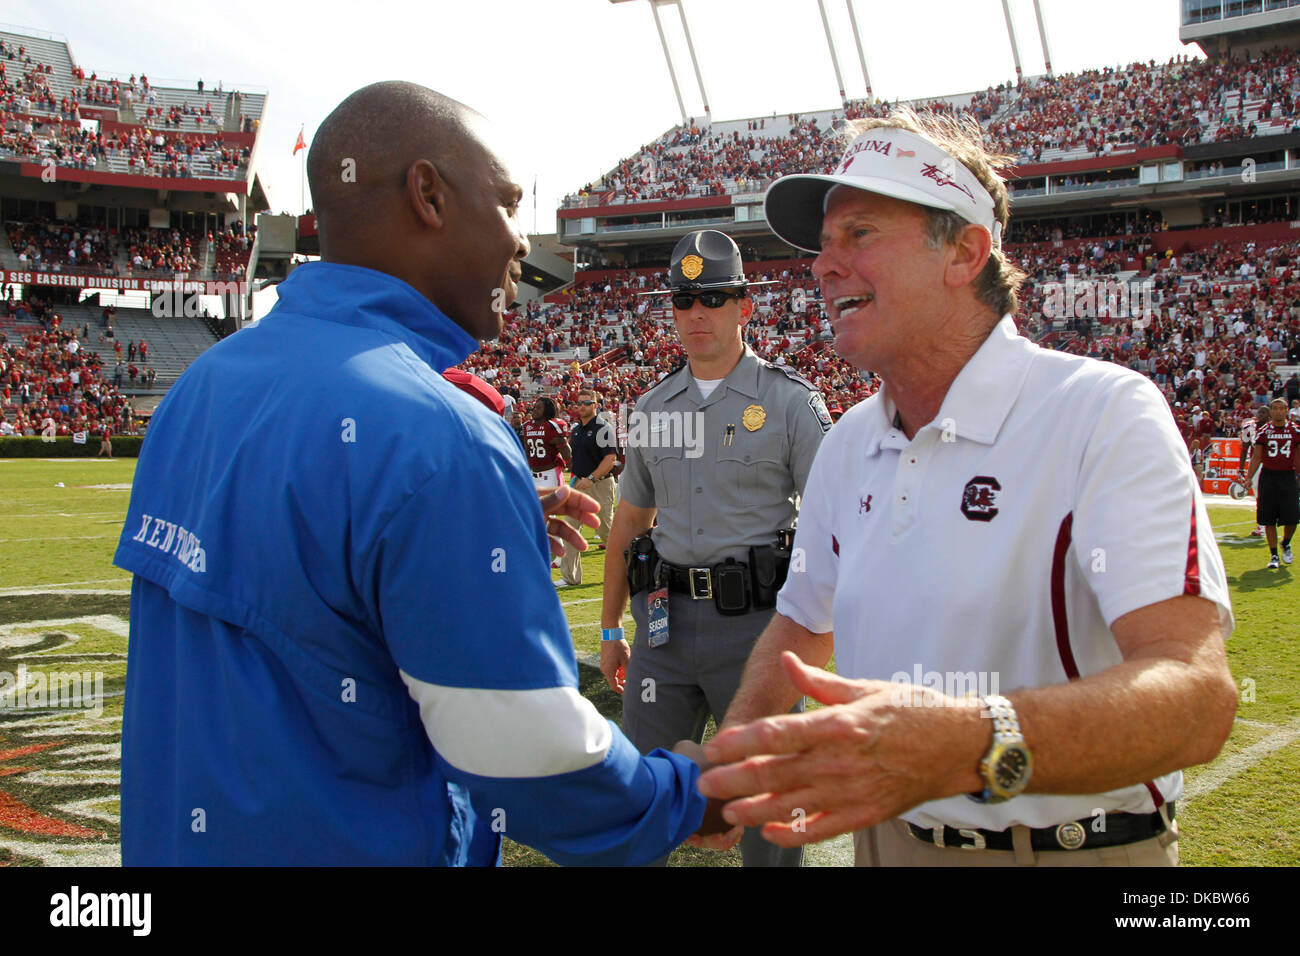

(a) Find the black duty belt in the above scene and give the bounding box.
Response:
[906,803,1173,852]
[660,561,729,601]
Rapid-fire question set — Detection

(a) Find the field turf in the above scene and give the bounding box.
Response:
[0,459,1295,867]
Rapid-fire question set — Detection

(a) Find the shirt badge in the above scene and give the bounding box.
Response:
[742,404,766,431]
[961,476,1001,522]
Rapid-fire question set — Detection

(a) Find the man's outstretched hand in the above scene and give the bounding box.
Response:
[538,485,600,558]
[697,652,984,848]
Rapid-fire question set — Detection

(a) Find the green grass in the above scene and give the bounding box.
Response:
[0,461,1295,866]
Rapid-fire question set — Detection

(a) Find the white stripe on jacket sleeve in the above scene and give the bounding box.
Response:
[400,671,613,779]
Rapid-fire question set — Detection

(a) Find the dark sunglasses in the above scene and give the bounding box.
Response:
[672,290,743,310]
[577,400,596,406]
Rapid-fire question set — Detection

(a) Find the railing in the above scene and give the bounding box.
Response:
[1052,177,1140,193]
[1184,160,1286,180]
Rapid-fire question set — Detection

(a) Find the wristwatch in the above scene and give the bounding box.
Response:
[969,695,1032,804]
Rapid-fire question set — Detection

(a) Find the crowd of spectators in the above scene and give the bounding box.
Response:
[562,48,1297,212]
[451,231,1300,458]
[0,107,250,178]
[1018,237,1300,448]
[5,218,209,275]
[212,222,255,279]
[987,49,1299,161]
[7,220,116,271]
[0,39,60,116]
[0,34,260,166]
[0,295,138,437]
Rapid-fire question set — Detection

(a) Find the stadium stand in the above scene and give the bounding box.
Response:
[0,27,270,422]
[560,50,1299,210]
[0,29,264,183]
[0,297,137,436]
[62,303,220,391]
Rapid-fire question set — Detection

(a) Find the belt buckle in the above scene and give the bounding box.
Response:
[688,567,712,600]
[1055,821,1087,850]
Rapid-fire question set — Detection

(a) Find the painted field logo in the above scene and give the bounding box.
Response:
[0,666,104,718]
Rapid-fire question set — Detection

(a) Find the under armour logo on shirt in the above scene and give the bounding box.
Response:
[859,495,873,514]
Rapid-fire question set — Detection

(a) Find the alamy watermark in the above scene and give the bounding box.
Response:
[617,407,705,459]
[1040,276,1158,324]
[0,665,104,718]
[889,664,1000,708]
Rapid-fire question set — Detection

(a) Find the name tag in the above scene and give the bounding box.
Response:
[646,587,670,648]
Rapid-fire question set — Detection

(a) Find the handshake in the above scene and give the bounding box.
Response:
[670,739,745,851]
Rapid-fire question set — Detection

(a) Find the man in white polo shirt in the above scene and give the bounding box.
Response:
[695,108,1239,867]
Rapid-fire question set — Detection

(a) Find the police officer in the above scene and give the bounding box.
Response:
[598,229,832,867]
[567,387,620,552]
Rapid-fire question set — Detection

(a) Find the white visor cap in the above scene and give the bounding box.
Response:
[764,127,1003,254]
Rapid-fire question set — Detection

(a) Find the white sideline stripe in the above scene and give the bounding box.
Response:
[0,589,130,597]
[1183,715,1300,803]
[400,671,612,778]
[5,512,122,519]
[559,596,603,608]
[0,579,129,593]
[0,535,115,542]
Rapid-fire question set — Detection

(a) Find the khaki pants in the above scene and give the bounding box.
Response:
[559,476,617,585]
[853,813,1178,867]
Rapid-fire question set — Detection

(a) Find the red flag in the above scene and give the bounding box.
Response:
[293,128,305,155]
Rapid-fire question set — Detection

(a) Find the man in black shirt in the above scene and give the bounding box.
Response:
[561,388,620,583]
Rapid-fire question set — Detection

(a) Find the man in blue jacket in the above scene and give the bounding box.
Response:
[115,81,723,865]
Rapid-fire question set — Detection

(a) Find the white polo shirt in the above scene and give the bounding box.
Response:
[778,316,1233,831]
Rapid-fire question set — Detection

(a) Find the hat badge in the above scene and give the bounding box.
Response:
[681,255,704,280]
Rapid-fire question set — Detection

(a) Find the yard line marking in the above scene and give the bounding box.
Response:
[1234,716,1280,730]
[0,614,130,640]
[0,535,115,542]
[1183,715,1300,803]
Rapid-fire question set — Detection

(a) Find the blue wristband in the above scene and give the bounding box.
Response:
[601,627,625,642]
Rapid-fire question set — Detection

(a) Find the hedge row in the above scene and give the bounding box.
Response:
[0,435,143,458]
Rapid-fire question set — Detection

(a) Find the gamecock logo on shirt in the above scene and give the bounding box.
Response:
[961,476,1001,522]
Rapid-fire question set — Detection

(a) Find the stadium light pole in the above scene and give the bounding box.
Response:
[816,0,848,105]
[1001,0,1025,85]
[1032,0,1054,77]
[611,0,711,125]
[845,0,874,101]
[674,0,711,120]
[647,0,689,124]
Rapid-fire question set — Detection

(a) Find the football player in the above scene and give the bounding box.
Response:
[1245,398,1300,568]
[1240,406,1269,536]
[523,396,571,489]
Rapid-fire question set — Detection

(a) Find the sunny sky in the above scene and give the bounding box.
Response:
[3,0,1199,237]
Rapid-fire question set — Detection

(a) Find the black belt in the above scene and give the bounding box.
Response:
[906,803,1173,852]
[660,561,726,601]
